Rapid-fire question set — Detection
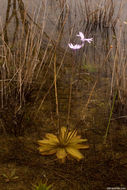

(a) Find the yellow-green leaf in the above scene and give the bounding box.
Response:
[73,144,89,149]
[56,148,67,160]
[70,136,88,144]
[45,133,59,143]
[38,138,57,145]
[39,148,57,155]
[60,127,67,138]
[66,147,84,160]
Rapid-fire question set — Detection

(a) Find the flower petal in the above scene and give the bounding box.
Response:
[84,38,93,43]
[66,147,84,160]
[68,43,84,50]
[77,32,85,41]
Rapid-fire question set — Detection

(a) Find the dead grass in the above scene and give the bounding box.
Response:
[82,0,123,31]
[0,0,69,135]
[110,26,127,121]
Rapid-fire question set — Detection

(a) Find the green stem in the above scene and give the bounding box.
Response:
[67,50,76,127]
[103,90,117,144]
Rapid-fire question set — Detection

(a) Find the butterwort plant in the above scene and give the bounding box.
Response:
[38,127,89,163]
[37,32,91,163]
[68,32,93,50]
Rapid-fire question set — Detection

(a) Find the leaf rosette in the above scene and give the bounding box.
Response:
[38,127,89,162]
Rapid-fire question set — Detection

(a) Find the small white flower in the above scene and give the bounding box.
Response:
[77,32,93,43]
[68,43,84,50]
[68,32,93,50]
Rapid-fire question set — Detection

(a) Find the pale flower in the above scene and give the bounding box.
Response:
[123,21,127,24]
[38,127,89,162]
[68,43,84,50]
[77,32,93,43]
[68,32,93,50]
